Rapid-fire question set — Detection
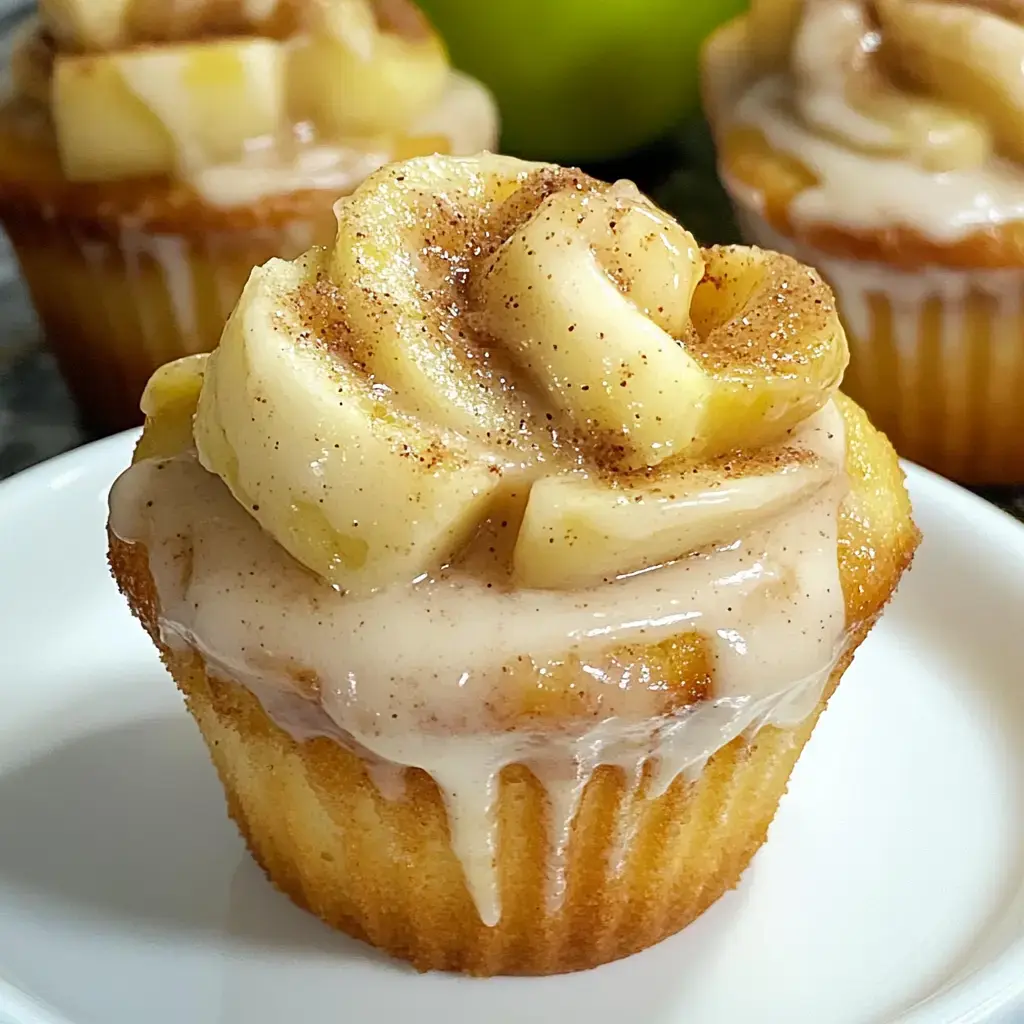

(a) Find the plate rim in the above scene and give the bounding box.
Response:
[0,430,1022,1024]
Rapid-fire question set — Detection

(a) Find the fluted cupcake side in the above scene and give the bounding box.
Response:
[736,208,1024,485]
[1,204,329,434]
[111,528,875,976]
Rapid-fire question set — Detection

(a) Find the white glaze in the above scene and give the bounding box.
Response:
[791,0,895,152]
[186,71,497,207]
[118,228,202,355]
[187,140,393,209]
[734,76,1024,241]
[109,402,850,925]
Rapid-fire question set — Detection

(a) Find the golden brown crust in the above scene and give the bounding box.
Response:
[0,96,451,237]
[44,0,436,50]
[44,0,303,49]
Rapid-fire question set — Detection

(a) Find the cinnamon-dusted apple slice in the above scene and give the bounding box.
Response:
[684,244,848,452]
[193,249,501,595]
[477,180,847,470]
[474,180,709,471]
[328,153,553,455]
[513,423,836,590]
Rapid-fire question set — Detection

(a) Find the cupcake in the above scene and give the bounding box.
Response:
[0,0,497,435]
[702,0,1024,484]
[108,154,918,975]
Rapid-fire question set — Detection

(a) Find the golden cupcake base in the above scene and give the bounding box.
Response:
[108,544,870,975]
[189,650,862,976]
[108,392,917,976]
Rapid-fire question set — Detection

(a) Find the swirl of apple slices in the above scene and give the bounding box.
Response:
[193,154,848,595]
[35,0,465,185]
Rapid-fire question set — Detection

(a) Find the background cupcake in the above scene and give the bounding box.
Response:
[703,0,1024,484]
[0,0,497,435]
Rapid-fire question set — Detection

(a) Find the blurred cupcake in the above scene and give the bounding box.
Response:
[0,0,497,434]
[703,0,1024,483]
[109,154,917,975]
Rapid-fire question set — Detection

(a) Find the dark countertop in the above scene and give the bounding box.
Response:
[0,248,83,480]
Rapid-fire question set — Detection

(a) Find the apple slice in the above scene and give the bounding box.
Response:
[513,443,835,590]
[328,153,552,455]
[474,181,708,471]
[476,185,846,471]
[288,0,449,137]
[53,37,285,182]
[133,353,208,462]
[194,249,502,595]
[53,53,174,181]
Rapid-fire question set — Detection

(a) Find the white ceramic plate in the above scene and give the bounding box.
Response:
[0,433,1023,1024]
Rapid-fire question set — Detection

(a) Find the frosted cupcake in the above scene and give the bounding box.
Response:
[703,0,1024,483]
[0,0,497,434]
[109,154,918,975]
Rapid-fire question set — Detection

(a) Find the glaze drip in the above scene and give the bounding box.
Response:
[108,401,850,924]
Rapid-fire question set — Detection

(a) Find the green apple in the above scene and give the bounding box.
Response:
[417,0,748,162]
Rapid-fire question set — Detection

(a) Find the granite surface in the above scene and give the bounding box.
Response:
[0,245,83,480]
